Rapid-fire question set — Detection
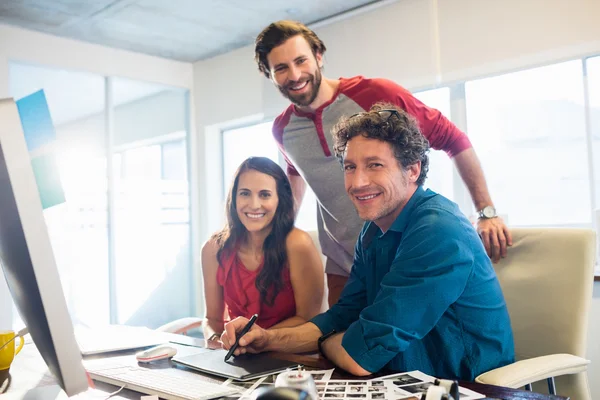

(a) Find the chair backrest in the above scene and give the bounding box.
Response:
[495,228,596,399]
[494,228,595,360]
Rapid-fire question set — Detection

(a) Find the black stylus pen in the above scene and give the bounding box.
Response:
[224,314,258,362]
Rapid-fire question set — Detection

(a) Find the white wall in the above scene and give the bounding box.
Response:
[436,0,600,82]
[192,0,600,396]
[0,56,7,95]
[0,23,194,330]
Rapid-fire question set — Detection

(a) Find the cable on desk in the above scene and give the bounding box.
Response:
[0,327,28,352]
[103,385,126,399]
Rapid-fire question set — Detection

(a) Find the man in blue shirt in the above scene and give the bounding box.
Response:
[221,103,515,380]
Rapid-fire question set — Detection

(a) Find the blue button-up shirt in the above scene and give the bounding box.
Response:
[311,187,514,380]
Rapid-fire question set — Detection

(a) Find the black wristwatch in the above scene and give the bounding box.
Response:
[317,330,337,359]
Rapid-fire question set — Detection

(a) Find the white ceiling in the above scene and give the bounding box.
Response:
[0,0,384,62]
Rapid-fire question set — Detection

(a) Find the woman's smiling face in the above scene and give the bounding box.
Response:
[235,169,279,234]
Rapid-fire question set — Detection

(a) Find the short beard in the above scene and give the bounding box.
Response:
[353,171,409,225]
[279,68,322,107]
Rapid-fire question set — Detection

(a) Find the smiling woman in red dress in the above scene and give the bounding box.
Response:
[201,157,324,347]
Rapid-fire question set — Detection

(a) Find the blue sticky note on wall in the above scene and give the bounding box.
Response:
[30,154,65,210]
[15,90,65,209]
[15,90,57,151]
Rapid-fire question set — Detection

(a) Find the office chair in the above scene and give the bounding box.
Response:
[157,317,203,335]
[475,228,595,400]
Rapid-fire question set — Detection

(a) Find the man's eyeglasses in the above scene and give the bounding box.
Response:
[349,109,402,122]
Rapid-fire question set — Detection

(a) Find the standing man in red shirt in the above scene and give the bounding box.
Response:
[254,20,511,306]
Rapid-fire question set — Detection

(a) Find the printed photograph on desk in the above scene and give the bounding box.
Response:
[309,369,334,382]
[257,369,333,385]
[319,379,395,400]
[403,382,433,394]
[310,372,327,381]
[377,371,485,400]
[316,382,327,396]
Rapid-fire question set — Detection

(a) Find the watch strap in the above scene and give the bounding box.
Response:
[317,330,337,359]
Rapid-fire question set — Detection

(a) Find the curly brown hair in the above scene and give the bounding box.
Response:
[332,102,430,186]
[255,20,326,78]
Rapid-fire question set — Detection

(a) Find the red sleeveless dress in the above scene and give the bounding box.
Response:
[216,249,296,329]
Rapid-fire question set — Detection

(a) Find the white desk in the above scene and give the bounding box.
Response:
[2,339,570,400]
[3,341,136,399]
[2,335,212,400]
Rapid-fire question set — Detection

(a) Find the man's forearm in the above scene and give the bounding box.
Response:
[265,322,321,353]
[265,325,371,376]
[453,148,493,210]
[322,333,371,376]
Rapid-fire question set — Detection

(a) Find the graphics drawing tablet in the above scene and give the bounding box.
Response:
[173,349,301,381]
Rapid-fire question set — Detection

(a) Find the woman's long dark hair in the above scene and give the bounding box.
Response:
[212,157,295,306]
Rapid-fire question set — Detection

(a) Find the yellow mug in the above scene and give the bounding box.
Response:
[0,330,24,371]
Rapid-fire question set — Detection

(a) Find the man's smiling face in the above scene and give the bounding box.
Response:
[343,135,419,232]
[267,35,323,107]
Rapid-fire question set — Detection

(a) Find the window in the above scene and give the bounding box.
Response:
[9,62,110,328]
[112,139,191,327]
[7,65,192,330]
[222,122,318,232]
[222,121,280,194]
[465,61,590,226]
[112,77,192,327]
[413,88,454,200]
[588,56,600,211]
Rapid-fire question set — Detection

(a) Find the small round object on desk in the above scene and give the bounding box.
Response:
[275,370,317,400]
[253,387,311,400]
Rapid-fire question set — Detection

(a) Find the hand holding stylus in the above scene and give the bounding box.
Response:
[222,315,269,360]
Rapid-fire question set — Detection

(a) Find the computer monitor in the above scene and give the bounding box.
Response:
[0,98,88,396]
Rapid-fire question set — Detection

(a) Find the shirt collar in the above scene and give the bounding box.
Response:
[388,186,426,233]
[291,77,352,117]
